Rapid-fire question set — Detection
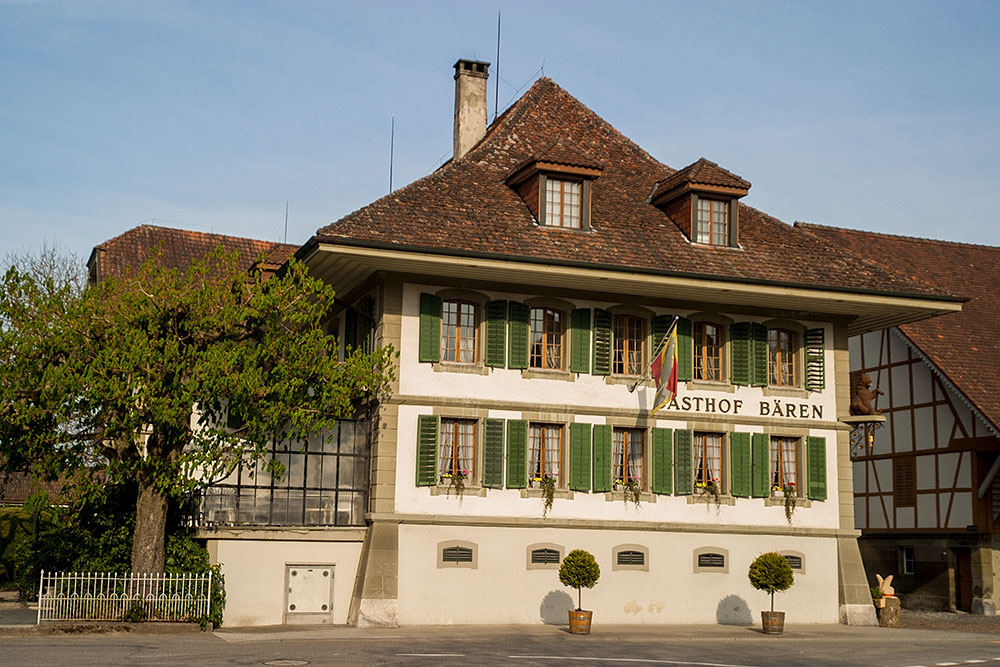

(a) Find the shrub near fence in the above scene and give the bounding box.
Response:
[37,570,212,623]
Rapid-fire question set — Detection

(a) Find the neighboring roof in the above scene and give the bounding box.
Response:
[797,223,1000,432]
[0,470,65,505]
[650,157,751,200]
[89,224,297,282]
[317,77,952,300]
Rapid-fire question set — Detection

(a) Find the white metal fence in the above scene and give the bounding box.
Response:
[37,570,212,623]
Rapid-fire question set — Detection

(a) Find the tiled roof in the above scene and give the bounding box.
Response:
[507,136,605,179]
[318,77,950,298]
[651,157,751,200]
[90,225,298,281]
[797,223,999,432]
[0,470,65,505]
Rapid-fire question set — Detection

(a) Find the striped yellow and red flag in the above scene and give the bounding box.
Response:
[650,320,678,415]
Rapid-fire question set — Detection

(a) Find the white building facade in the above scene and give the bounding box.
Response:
[195,61,962,627]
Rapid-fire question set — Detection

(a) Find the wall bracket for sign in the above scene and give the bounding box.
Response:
[842,414,886,459]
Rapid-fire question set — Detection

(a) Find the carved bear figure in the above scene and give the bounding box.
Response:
[850,372,884,416]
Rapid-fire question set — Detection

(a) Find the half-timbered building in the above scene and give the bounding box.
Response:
[799,225,999,614]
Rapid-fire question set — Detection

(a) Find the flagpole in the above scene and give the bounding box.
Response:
[627,315,678,393]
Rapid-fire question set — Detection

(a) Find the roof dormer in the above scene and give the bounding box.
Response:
[650,158,750,247]
[506,138,603,230]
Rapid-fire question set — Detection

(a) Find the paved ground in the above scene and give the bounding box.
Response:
[2,602,998,666]
[901,609,1000,633]
[1,620,999,666]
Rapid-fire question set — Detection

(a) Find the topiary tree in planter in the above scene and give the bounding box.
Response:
[559,549,600,611]
[748,552,795,634]
[559,549,601,634]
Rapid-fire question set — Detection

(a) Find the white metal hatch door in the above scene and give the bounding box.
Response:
[285,564,334,617]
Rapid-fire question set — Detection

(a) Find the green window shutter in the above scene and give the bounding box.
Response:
[482,418,505,488]
[751,432,770,497]
[416,415,439,486]
[418,293,442,363]
[730,432,751,497]
[750,323,768,387]
[807,436,827,500]
[805,328,826,391]
[674,429,693,495]
[569,309,591,374]
[676,317,693,382]
[730,322,751,386]
[652,315,675,353]
[569,423,592,491]
[592,424,612,492]
[505,419,528,489]
[651,427,673,495]
[484,300,508,367]
[344,309,358,352]
[508,302,529,369]
[592,309,612,375]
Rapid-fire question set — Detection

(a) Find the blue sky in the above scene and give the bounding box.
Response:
[2,0,998,262]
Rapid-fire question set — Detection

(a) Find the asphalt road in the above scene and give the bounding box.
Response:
[2,623,1000,667]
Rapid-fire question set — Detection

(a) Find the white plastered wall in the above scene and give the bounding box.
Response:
[396,283,841,531]
[397,524,838,625]
[399,284,838,420]
[212,538,363,626]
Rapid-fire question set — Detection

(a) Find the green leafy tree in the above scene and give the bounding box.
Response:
[0,246,394,573]
[559,549,601,611]
[748,551,794,612]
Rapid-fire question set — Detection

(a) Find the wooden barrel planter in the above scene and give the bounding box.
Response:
[761,610,785,635]
[568,609,593,634]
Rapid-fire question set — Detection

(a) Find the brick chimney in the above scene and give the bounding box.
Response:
[453,59,490,160]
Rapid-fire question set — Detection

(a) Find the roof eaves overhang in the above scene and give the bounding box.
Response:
[298,237,964,337]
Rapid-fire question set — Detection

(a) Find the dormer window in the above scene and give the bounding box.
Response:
[544,177,582,228]
[695,198,729,246]
[650,158,750,248]
[505,138,603,231]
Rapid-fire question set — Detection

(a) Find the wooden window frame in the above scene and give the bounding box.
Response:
[612,427,645,488]
[900,546,915,575]
[768,328,798,387]
[612,314,645,376]
[542,176,583,229]
[694,197,729,246]
[693,432,724,490]
[769,436,799,492]
[438,418,477,483]
[440,299,479,364]
[693,321,724,381]
[529,422,563,486]
[529,306,565,370]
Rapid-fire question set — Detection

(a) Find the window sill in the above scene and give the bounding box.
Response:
[689,241,744,251]
[686,380,735,393]
[432,362,490,376]
[686,493,736,506]
[521,368,575,382]
[520,487,574,500]
[603,490,657,504]
[762,386,809,399]
[765,495,812,509]
[535,222,592,233]
[605,375,653,388]
[430,484,488,498]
